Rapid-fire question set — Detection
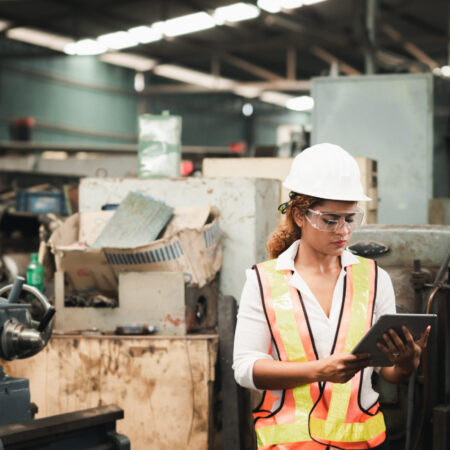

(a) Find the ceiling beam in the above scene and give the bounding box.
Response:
[309,46,361,75]
[380,24,439,69]
[267,13,351,48]
[286,46,296,80]
[221,53,284,81]
[143,79,311,95]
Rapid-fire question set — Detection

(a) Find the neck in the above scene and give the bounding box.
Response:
[294,240,341,274]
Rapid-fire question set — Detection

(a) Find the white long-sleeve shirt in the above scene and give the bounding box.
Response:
[233,239,396,410]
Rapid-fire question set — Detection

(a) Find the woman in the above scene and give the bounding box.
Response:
[233,143,430,450]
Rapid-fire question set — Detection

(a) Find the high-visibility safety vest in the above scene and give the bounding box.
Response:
[253,256,386,450]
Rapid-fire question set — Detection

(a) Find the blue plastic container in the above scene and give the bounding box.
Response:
[16,190,68,215]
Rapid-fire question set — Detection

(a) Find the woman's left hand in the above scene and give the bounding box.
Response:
[377,325,431,376]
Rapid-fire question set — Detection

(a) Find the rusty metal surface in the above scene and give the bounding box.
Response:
[351,225,450,267]
[350,225,450,312]
[185,279,218,333]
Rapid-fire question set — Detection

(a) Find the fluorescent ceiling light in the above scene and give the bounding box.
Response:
[134,72,145,92]
[0,19,10,32]
[286,95,314,111]
[214,2,260,24]
[163,12,215,37]
[281,0,305,9]
[260,90,294,107]
[233,85,262,98]
[153,64,235,89]
[99,52,156,71]
[128,25,162,44]
[302,0,327,5]
[97,31,137,50]
[242,103,254,116]
[257,0,282,13]
[440,65,450,77]
[7,27,74,52]
[65,39,107,56]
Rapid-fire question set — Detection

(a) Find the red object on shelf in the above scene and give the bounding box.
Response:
[13,117,36,127]
[10,117,36,141]
[228,141,247,154]
[181,160,194,176]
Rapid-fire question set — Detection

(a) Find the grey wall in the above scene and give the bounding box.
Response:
[311,73,448,225]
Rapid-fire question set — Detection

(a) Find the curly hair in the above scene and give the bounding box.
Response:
[266,193,323,259]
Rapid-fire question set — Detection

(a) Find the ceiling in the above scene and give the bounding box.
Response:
[0,0,448,95]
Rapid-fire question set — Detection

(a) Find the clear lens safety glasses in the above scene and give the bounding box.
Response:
[305,207,364,233]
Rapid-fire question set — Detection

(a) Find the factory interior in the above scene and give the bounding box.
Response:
[0,0,449,449]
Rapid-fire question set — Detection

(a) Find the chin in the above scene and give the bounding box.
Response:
[328,246,346,255]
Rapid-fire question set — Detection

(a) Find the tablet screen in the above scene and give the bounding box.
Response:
[351,313,436,366]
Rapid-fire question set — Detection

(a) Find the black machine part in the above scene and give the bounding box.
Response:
[0,278,55,360]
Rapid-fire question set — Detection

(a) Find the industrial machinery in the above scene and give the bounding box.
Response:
[0,277,129,449]
[349,225,450,450]
[0,277,55,425]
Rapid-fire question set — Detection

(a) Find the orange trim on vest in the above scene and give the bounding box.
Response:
[253,258,386,450]
[259,443,322,450]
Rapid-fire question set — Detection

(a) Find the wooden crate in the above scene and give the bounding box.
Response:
[3,334,218,449]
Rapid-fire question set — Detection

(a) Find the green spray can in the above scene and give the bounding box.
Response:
[26,252,44,293]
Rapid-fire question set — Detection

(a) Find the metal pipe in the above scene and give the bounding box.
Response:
[6,276,24,303]
[365,0,378,74]
[405,372,416,450]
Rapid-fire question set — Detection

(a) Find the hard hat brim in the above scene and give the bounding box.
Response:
[283,180,372,202]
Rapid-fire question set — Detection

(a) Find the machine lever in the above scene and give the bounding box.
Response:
[37,306,55,332]
[6,276,25,304]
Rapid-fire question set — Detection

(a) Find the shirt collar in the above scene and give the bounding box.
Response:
[275,239,360,272]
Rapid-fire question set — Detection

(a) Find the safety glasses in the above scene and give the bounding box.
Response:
[305,207,364,233]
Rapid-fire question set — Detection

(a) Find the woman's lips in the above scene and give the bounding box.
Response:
[331,240,347,247]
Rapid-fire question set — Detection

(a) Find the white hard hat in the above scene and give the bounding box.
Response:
[283,143,371,201]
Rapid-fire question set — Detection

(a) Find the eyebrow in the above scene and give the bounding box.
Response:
[321,212,357,218]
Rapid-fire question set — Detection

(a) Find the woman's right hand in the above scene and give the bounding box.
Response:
[318,353,372,383]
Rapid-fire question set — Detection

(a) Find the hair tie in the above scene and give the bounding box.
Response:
[278,202,289,214]
[278,192,299,214]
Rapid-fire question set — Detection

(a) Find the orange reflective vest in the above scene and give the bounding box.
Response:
[253,256,386,450]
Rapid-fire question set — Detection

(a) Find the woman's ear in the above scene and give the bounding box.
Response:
[292,208,304,228]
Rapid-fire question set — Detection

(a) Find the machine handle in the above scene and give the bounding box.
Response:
[0,283,54,334]
[6,276,25,304]
[37,306,55,332]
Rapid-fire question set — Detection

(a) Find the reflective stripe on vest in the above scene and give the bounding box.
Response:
[253,257,386,449]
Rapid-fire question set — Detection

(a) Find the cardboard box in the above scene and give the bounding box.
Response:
[49,205,222,296]
[103,206,222,287]
[49,211,117,296]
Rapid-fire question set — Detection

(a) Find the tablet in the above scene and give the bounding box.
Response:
[351,313,437,366]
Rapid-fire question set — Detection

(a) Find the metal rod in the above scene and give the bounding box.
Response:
[365,0,378,74]
[0,141,232,155]
[6,276,25,304]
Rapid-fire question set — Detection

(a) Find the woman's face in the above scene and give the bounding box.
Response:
[293,200,359,256]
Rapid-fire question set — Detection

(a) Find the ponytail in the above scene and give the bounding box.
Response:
[266,194,322,259]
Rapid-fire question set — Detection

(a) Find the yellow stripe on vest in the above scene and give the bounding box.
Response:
[345,257,371,352]
[262,260,308,364]
[258,261,314,445]
[258,413,385,446]
[326,257,371,424]
[310,413,386,443]
[257,411,312,447]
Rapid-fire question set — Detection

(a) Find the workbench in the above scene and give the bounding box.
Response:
[3,334,218,449]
